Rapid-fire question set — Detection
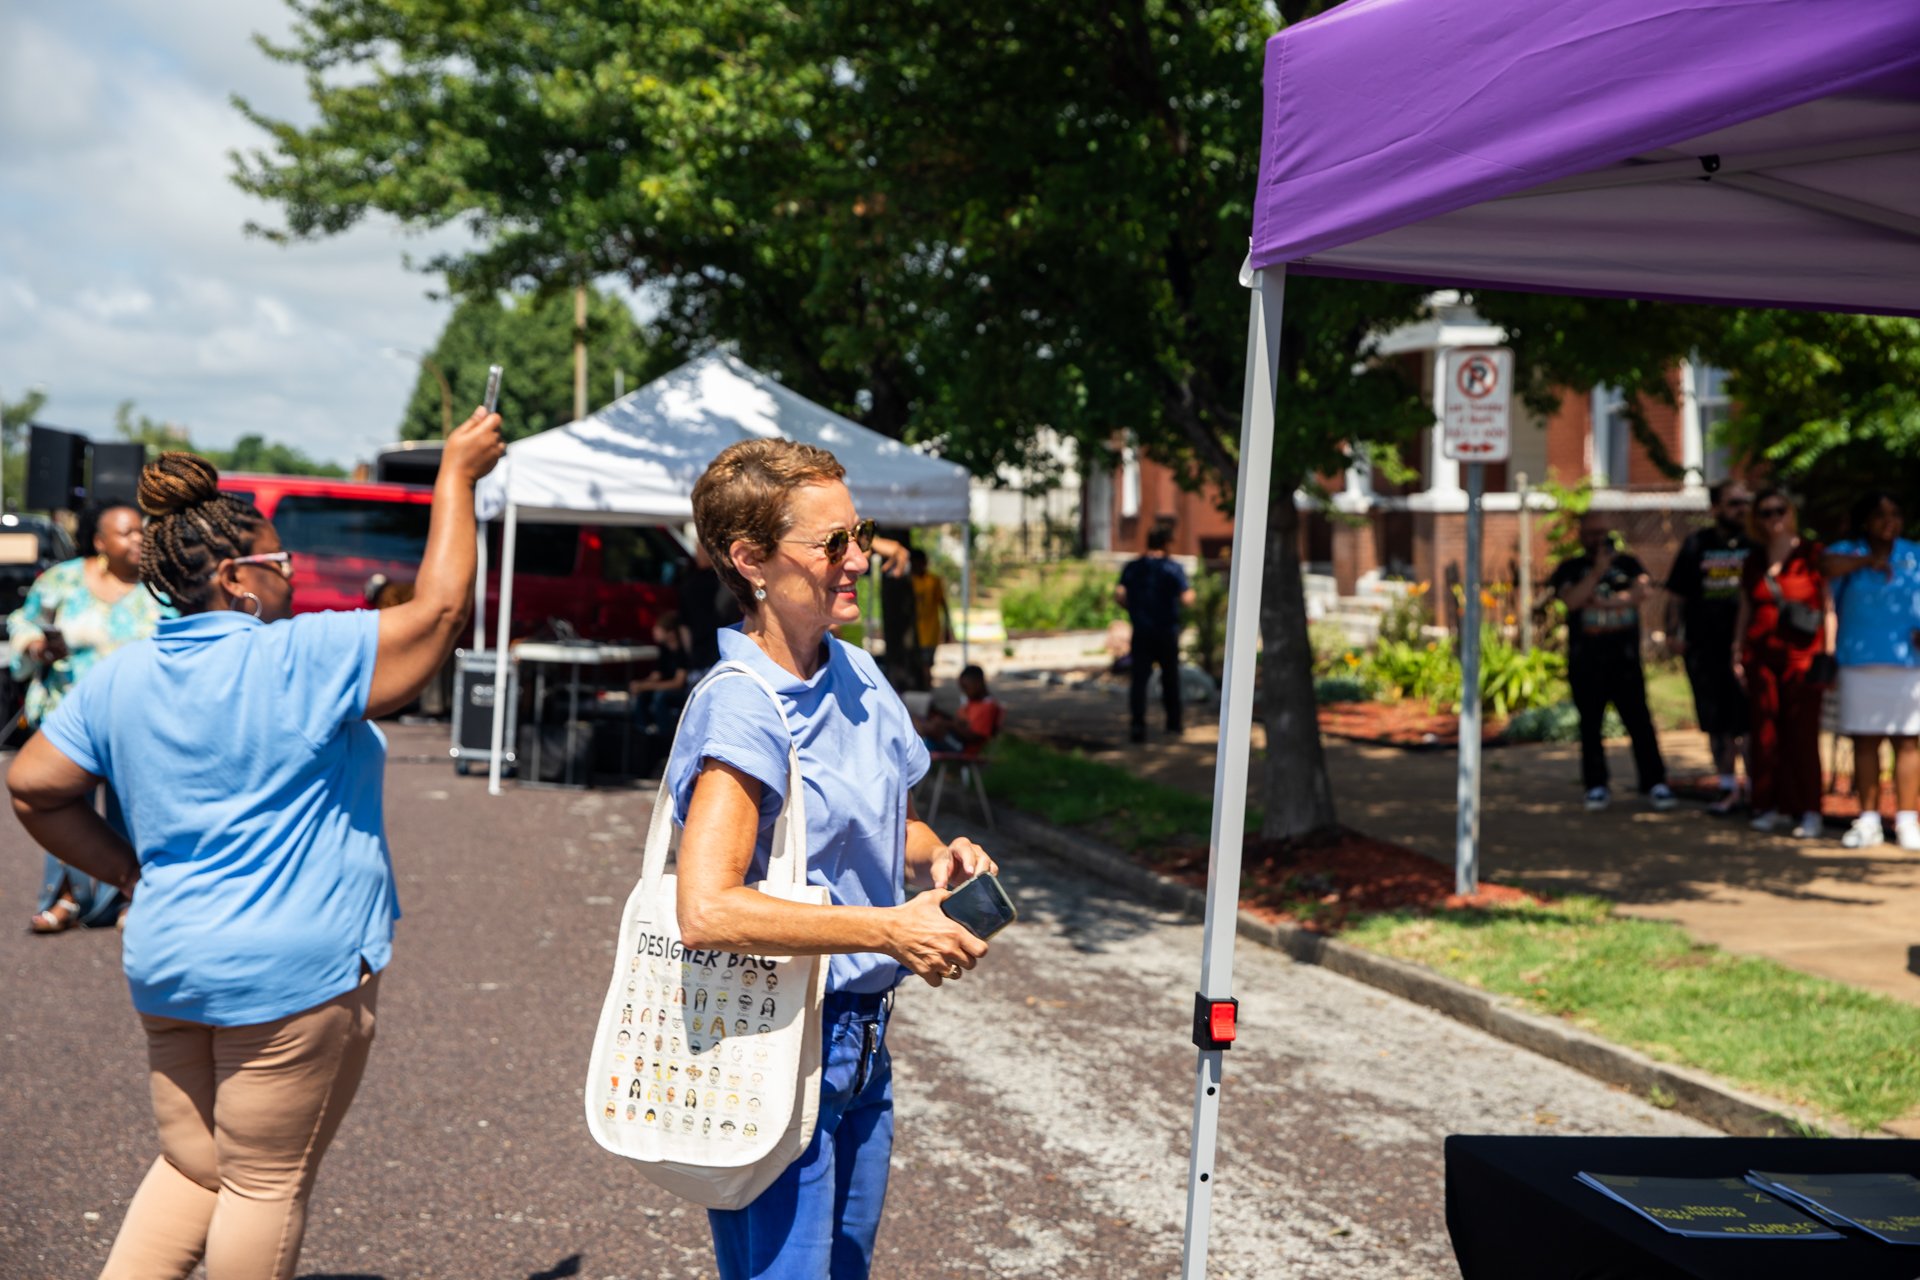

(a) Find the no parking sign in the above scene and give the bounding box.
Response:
[1442,348,1513,462]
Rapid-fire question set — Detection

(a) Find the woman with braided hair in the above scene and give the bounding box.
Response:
[7,406,503,1280]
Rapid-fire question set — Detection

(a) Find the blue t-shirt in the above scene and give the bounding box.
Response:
[666,627,930,995]
[1120,555,1190,635]
[41,609,394,1025]
[1829,538,1920,668]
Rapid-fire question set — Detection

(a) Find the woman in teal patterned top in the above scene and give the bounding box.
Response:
[7,503,169,932]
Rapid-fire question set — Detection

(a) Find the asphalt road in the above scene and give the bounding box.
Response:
[0,724,1709,1279]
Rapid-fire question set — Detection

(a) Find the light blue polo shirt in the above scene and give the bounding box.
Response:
[667,627,930,995]
[41,609,395,1026]
[1830,538,1920,668]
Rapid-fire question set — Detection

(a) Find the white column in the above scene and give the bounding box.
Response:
[1678,360,1706,490]
[1427,349,1463,498]
[472,523,488,652]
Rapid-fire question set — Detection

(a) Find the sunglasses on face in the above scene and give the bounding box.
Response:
[780,518,876,564]
[231,551,295,579]
[1757,505,1790,519]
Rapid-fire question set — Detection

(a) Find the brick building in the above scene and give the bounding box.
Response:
[1084,301,1741,630]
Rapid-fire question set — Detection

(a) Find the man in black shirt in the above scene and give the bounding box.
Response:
[1117,528,1196,744]
[1664,482,1754,812]
[678,543,740,681]
[1549,515,1675,812]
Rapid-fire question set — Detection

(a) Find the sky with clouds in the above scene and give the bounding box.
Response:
[0,1,469,469]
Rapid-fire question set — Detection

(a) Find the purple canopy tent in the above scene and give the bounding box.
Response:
[1185,2,1920,1273]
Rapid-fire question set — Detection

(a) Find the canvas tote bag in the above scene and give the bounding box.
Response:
[584,662,829,1209]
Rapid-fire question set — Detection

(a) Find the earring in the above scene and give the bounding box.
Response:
[753,586,767,601]
[239,591,262,618]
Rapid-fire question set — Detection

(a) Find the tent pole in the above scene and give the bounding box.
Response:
[488,499,519,797]
[473,521,488,653]
[961,522,972,669]
[1181,262,1283,1280]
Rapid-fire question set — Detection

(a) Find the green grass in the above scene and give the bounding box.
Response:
[979,735,1257,850]
[1644,659,1698,735]
[1344,896,1920,1132]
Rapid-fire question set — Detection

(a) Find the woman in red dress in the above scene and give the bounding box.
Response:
[1731,488,1832,838]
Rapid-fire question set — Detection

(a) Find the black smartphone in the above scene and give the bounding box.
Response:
[939,872,1017,940]
[482,364,504,414]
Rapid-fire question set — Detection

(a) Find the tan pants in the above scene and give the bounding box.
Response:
[99,971,379,1280]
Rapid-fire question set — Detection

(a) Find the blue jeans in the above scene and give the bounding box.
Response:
[36,787,126,928]
[708,989,895,1280]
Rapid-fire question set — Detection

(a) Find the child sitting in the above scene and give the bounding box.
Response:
[916,665,1003,756]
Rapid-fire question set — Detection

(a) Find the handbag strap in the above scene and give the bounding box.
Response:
[637,661,809,905]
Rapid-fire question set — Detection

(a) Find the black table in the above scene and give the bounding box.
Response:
[1447,1135,1920,1279]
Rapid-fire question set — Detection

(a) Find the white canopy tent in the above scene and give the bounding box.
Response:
[473,351,972,794]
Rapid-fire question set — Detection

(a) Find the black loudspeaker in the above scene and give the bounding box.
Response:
[26,426,87,511]
[90,443,147,506]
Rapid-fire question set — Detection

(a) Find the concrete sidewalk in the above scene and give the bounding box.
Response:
[971,666,1920,1009]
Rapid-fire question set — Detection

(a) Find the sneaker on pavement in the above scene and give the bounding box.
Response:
[1584,787,1610,812]
[1793,812,1824,840]
[1842,816,1885,849]
[1749,810,1783,833]
[1647,783,1678,812]
[1897,820,1920,852]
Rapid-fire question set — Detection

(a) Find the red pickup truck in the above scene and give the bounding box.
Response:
[217,474,685,641]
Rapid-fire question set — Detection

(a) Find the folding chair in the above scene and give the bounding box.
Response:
[924,748,995,831]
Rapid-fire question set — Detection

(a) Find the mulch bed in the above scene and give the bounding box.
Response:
[1316,700,1506,750]
[1150,826,1541,934]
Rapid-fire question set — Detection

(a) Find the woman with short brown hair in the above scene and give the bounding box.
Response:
[670,437,996,1279]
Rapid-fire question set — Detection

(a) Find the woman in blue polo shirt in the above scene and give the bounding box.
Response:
[1826,492,1920,851]
[7,409,503,1280]
[670,438,997,1280]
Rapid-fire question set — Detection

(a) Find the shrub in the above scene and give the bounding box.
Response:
[1310,621,1365,677]
[997,565,1125,633]
[1477,633,1568,718]
[1186,562,1231,680]
[1377,582,1434,645]
[1314,675,1373,705]
[1505,700,1625,743]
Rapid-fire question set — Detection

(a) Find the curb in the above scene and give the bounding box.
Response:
[995,808,1865,1140]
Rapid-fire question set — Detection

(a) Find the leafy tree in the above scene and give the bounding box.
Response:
[397,288,680,443]
[1,387,49,510]
[1704,313,1920,530]
[233,0,1738,837]
[113,401,344,477]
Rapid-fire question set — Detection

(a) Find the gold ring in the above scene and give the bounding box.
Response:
[946,965,962,980]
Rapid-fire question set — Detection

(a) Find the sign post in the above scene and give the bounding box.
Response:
[1441,348,1512,897]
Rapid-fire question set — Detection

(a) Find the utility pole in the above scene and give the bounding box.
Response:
[573,283,589,421]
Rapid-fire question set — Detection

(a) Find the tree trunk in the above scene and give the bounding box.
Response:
[1257,491,1338,838]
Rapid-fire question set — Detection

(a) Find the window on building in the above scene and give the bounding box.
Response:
[1593,386,1632,487]
[1695,363,1733,484]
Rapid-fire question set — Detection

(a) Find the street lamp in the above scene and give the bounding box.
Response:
[385,348,453,437]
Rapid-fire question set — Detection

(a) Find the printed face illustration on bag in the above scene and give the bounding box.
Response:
[644,1109,656,1123]
[653,1034,663,1052]
[670,1037,681,1054]
[716,990,730,1010]
[685,1090,698,1109]
[721,1120,736,1135]
[621,1004,633,1024]
[744,1122,758,1139]
[680,1114,695,1132]
[604,1102,617,1120]
[742,969,758,987]
[764,973,778,992]
[694,988,707,1012]
[702,1116,711,1135]
[616,1030,630,1046]
[687,1064,703,1082]
[737,1019,751,1035]
[713,1016,728,1037]
[759,997,777,1018]
[666,1087,676,1103]
[626,1104,637,1121]
[625,980,636,995]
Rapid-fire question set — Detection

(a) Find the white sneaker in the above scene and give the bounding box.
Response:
[1749,810,1782,833]
[1794,812,1824,840]
[1647,784,1678,812]
[1842,817,1885,849]
[1584,787,1611,812]
[1897,819,1920,852]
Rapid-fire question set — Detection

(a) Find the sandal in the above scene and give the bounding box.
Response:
[27,898,80,934]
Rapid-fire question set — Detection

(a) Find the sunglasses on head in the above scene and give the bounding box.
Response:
[230,551,295,579]
[780,518,876,563]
